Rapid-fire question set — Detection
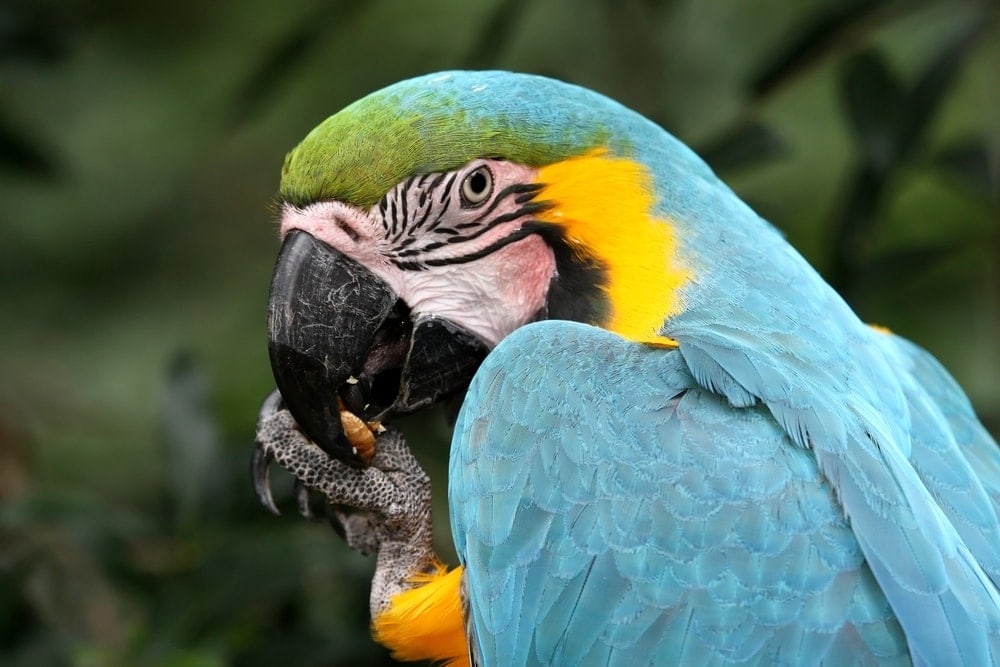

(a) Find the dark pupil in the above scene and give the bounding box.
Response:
[469,171,487,195]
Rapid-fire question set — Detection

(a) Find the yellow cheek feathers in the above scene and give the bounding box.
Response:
[371,563,470,667]
[535,151,690,347]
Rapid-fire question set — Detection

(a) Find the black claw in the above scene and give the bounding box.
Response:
[257,388,284,427]
[251,442,281,516]
[293,478,316,520]
[328,508,348,541]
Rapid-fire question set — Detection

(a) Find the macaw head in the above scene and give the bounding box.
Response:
[267,70,768,463]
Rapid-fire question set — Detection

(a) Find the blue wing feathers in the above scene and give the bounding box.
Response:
[451,320,977,664]
[450,315,999,664]
[669,247,1000,664]
[878,334,1000,582]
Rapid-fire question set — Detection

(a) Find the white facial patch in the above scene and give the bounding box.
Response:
[280,159,557,347]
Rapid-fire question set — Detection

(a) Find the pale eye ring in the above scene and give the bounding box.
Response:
[460,166,493,207]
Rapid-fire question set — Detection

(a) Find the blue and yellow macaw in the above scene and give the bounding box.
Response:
[252,71,1000,665]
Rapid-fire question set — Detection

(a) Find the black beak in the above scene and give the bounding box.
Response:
[266,231,489,465]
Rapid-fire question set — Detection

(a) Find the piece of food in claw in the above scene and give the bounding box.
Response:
[337,397,384,463]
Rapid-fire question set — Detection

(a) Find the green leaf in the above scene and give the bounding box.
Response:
[749,0,892,97]
[838,50,904,170]
[933,140,999,205]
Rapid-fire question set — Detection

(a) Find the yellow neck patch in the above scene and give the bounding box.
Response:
[535,150,689,346]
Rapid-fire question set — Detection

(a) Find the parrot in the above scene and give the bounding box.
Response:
[251,70,1000,666]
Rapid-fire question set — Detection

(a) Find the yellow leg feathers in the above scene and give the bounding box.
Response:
[372,564,470,666]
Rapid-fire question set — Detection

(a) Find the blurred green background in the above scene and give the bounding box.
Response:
[1,1,997,665]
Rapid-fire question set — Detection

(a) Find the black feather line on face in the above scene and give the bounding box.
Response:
[462,183,543,229]
[398,175,414,231]
[387,178,542,264]
[409,200,435,234]
[523,221,609,327]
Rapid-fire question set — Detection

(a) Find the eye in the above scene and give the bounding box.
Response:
[460,166,493,207]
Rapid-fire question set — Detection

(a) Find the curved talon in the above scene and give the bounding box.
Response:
[294,478,316,520]
[251,441,281,516]
[329,508,348,540]
[257,388,284,427]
